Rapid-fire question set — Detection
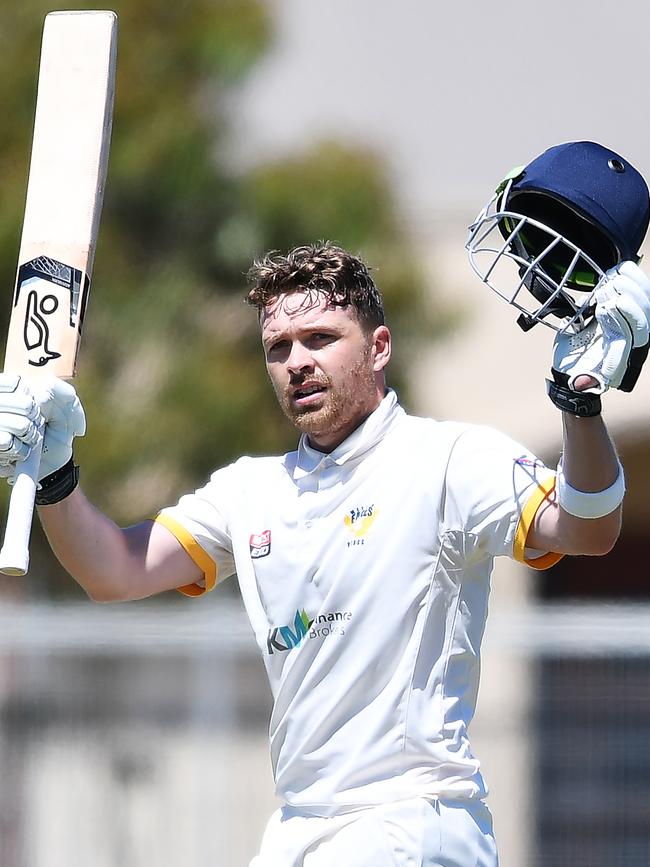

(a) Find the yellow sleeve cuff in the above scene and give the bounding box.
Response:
[513,476,564,571]
[154,513,218,596]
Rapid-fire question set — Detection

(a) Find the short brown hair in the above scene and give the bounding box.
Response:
[246,242,385,328]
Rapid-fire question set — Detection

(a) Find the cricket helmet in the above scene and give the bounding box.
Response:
[466,141,650,331]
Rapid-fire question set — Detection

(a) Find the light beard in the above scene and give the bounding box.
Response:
[276,354,377,443]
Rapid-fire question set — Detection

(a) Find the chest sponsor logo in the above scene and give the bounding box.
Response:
[343,503,377,546]
[250,529,271,559]
[267,608,352,654]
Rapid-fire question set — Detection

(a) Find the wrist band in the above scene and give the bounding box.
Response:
[547,371,602,417]
[556,459,625,519]
[35,457,80,506]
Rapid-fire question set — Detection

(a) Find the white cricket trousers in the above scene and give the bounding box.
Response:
[249,798,499,867]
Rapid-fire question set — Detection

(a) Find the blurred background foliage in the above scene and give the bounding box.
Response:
[0,0,446,596]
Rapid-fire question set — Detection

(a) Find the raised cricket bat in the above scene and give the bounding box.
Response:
[0,10,118,575]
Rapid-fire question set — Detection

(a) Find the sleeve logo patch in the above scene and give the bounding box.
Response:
[250,529,271,559]
[515,457,544,469]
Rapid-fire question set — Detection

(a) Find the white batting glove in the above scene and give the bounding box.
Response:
[552,260,650,395]
[0,373,85,482]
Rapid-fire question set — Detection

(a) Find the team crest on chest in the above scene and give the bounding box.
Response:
[250,529,271,559]
[344,504,378,546]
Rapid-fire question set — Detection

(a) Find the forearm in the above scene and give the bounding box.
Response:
[556,412,623,553]
[37,487,142,601]
[561,413,620,490]
[37,486,203,601]
[529,411,623,555]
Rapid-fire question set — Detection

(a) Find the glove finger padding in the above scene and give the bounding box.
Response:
[595,299,635,387]
[0,374,45,468]
[599,263,650,392]
[617,260,650,313]
[597,278,650,343]
[0,372,42,422]
[0,433,33,463]
[0,411,43,443]
[619,289,650,345]
[596,294,650,389]
[619,341,649,392]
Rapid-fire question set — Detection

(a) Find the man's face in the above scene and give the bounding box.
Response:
[260,291,390,452]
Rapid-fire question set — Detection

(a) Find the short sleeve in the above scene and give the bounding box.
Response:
[155,464,237,597]
[444,425,563,570]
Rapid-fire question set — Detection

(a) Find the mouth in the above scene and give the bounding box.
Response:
[291,382,327,408]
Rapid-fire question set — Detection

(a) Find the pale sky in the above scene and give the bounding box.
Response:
[233,0,650,232]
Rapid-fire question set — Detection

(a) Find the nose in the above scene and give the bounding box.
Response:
[285,340,314,375]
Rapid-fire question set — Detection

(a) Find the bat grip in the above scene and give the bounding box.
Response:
[0,423,44,576]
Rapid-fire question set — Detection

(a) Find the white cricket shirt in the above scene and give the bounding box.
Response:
[156,391,560,815]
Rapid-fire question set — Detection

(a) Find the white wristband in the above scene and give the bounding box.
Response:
[556,459,625,519]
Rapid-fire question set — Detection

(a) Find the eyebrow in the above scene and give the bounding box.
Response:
[262,321,344,346]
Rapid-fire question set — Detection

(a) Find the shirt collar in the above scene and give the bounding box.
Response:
[291,389,404,480]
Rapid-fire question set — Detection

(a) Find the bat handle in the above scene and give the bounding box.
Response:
[0,423,44,576]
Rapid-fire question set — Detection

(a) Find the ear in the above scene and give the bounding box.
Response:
[371,325,391,372]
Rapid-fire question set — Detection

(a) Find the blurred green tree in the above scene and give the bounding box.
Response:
[0,1,446,596]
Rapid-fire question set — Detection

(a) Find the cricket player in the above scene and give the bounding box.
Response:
[0,140,649,866]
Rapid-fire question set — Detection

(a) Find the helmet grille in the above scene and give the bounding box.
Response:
[504,192,619,290]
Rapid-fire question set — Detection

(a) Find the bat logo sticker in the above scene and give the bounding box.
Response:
[24,288,62,367]
[11,257,88,370]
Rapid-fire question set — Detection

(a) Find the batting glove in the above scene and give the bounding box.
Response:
[0,373,85,484]
[548,261,650,416]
